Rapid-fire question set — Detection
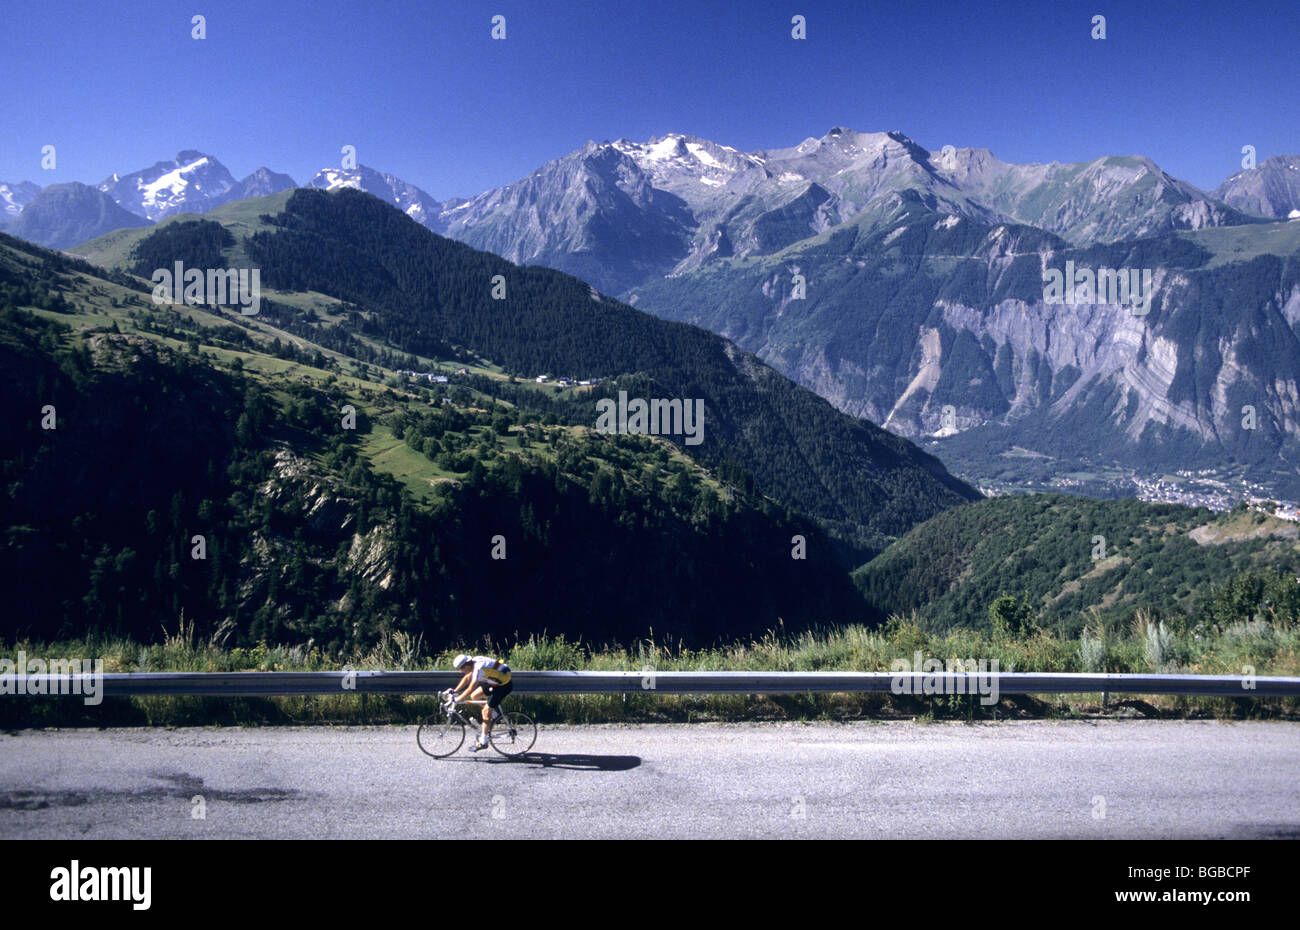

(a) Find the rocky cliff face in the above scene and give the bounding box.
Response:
[247,445,401,631]
[632,202,1300,486]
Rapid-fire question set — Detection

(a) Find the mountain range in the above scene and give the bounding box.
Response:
[440,128,1281,294]
[7,132,1299,264]
[0,182,989,647]
[4,152,1297,651]
[6,130,1300,499]
[423,128,1300,497]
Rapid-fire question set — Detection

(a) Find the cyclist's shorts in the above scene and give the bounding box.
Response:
[484,680,513,709]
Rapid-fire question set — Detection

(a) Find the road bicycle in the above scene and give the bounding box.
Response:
[417,692,536,758]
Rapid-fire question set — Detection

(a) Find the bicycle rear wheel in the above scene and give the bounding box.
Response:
[417,713,465,758]
[489,710,536,757]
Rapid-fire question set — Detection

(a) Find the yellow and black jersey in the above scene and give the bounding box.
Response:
[471,656,511,686]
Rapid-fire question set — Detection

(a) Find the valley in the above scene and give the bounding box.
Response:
[8,130,1300,503]
[6,0,1300,858]
[0,188,982,653]
[3,128,1299,655]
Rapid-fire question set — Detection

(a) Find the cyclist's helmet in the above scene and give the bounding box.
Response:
[453,654,472,669]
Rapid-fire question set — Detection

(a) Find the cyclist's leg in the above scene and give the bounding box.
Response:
[458,684,489,747]
[487,681,512,725]
[482,682,512,737]
[496,680,514,707]
[471,684,494,741]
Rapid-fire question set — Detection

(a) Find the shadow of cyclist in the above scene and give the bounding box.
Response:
[484,752,641,771]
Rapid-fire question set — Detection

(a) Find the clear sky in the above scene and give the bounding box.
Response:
[3,0,1297,199]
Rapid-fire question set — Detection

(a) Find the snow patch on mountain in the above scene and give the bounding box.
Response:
[139,158,212,211]
[306,165,444,230]
[97,151,238,221]
[609,134,760,190]
[0,181,41,221]
[686,142,722,170]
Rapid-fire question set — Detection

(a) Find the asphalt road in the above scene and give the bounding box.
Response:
[2,720,1298,839]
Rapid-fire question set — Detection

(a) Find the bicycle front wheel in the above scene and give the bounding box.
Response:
[417,713,465,758]
[490,710,536,757]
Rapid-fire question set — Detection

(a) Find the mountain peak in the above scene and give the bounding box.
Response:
[0,180,42,221]
[1214,153,1300,218]
[97,150,237,221]
[7,180,149,249]
[307,164,443,228]
[228,167,297,202]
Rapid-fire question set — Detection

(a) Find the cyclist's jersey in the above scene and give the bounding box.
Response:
[471,656,511,686]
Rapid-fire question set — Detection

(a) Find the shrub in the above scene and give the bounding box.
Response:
[1144,620,1175,671]
[1079,628,1105,673]
[989,594,1037,640]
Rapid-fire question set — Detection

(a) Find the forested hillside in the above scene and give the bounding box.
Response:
[5,186,1296,658]
[853,493,1300,634]
[240,188,979,555]
[0,230,872,651]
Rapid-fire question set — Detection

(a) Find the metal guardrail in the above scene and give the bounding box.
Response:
[4,670,1299,697]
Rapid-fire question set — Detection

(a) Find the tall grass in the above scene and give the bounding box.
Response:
[3,612,1297,727]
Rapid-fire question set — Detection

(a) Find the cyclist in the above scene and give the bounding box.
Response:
[445,653,513,751]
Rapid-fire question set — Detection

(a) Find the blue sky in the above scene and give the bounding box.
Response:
[3,0,1297,199]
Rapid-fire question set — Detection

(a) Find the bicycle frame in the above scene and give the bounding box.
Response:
[441,698,497,726]
[419,695,534,758]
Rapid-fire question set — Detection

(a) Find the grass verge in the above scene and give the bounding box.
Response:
[3,616,1297,727]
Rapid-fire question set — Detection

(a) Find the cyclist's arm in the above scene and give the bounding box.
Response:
[450,670,474,701]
